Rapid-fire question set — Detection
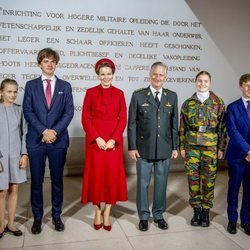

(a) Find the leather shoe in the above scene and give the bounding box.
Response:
[31,219,42,235]
[154,218,168,230]
[139,220,148,231]
[52,217,65,232]
[241,223,250,235]
[5,225,23,236]
[227,222,237,234]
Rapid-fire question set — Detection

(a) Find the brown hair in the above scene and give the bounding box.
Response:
[95,62,115,75]
[0,79,18,103]
[37,48,60,64]
[239,74,250,86]
[195,71,211,81]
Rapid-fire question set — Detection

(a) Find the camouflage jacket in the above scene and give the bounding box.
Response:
[179,91,226,150]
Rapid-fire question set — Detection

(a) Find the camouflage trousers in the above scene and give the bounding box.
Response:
[184,145,218,209]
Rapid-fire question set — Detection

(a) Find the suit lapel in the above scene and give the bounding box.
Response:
[237,99,250,129]
[37,77,48,109]
[50,78,60,108]
[146,87,158,107]
[50,77,63,109]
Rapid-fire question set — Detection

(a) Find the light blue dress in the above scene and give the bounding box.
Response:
[0,103,27,190]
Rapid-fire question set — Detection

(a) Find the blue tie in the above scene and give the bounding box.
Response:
[247,100,250,119]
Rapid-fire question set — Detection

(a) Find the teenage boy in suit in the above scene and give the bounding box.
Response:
[23,48,74,234]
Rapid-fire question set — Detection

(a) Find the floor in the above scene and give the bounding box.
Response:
[0,170,249,250]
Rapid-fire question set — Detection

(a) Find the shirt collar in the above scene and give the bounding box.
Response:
[150,86,162,95]
[196,91,209,103]
[242,97,250,103]
[42,75,56,82]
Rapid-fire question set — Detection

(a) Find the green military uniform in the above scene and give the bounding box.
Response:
[179,91,226,209]
[128,86,178,160]
[128,86,178,220]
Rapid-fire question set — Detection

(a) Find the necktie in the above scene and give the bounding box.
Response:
[155,91,160,107]
[247,100,250,119]
[45,79,52,108]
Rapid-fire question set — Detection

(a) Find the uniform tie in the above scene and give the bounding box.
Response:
[45,79,52,108]
[155,91,160,107]
[247,100,250,119]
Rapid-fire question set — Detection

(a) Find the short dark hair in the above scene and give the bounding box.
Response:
[195,71,211,81]
[239,74,250,86]
[37,48,60,64]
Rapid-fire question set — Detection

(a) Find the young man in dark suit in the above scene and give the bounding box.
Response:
[23,48,74,234]
[226,74,250,235]
[128,62,178,231]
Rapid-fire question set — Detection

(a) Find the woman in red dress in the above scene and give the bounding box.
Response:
[81,58,127,231]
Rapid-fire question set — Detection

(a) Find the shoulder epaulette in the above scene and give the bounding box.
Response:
[134,88,145,93]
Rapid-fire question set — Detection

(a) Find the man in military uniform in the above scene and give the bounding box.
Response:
[128,61,178,231]
[179,71,226,227]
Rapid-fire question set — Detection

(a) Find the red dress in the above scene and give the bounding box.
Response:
[81,84,128,205]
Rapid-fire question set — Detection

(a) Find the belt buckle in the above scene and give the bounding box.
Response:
[198,126,206,132]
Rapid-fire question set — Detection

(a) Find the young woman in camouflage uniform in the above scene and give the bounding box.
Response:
[179,71,227,227]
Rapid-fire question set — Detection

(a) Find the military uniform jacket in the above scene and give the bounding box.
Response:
[179,91,226,151]
[128,86,178,160]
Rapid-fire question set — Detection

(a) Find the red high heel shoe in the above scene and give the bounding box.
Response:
[102,211,112,231]
[93,223,102,230]
[93,212,102,230]
[103,224,112,231]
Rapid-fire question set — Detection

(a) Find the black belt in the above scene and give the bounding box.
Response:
[188,126,217,133]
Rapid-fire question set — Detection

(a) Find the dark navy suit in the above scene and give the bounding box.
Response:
[23,76,74,220]
[226,98,250,224]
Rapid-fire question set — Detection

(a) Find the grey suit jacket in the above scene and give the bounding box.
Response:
[128,86,178,160]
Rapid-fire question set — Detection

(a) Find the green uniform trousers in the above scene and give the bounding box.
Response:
[185,145,218,209]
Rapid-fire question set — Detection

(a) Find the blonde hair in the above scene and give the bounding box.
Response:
[0,78,18,103]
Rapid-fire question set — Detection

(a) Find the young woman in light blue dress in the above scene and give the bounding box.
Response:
[0,79,28,239]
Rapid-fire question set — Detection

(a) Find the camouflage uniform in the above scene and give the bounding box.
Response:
[179,91,226,209]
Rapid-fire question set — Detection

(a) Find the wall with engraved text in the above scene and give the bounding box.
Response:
[0,0,245,173]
